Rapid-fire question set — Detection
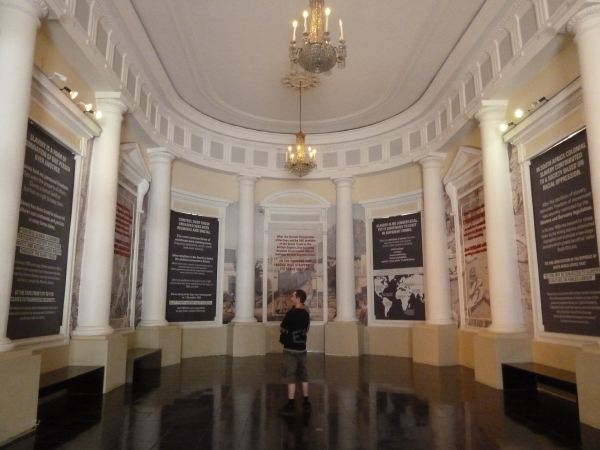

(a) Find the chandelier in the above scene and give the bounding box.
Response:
[285,85,317,177]
[289,0,347,74]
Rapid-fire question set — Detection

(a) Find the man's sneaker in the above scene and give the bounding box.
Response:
[303,400,311,414]
[278,401,295,416]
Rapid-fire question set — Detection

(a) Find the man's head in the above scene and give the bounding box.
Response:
[293,289,307,304]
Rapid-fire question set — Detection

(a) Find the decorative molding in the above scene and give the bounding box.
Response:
[260,190,331,208]
[31,67,101,141]
[171,188,233,212]
[504,77,583,150]
[42,0,584,178]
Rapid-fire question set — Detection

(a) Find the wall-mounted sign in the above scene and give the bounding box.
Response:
[8,120,76,339]
[166,211,219,322]
[530,129,600,337]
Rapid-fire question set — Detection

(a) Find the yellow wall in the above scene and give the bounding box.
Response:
[354,164,422,202]
[172,161,238,200]
[507,40,579,121]
[30,27,98,148]
[256,178,336,204]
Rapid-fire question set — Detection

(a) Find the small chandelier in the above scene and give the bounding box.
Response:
[286,86,316,177]
[289,0,346,74]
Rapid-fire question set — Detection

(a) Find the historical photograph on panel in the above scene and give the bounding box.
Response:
[460,186,491,327]
[268,226,323,322]
[371,213,425,321]
[110,186,135,329]
[530,129,600,337]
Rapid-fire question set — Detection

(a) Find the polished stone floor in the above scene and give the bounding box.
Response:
[4,354,599,449]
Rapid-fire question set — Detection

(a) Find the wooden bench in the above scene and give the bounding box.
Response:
[502,362,579,439]
[126,348,161,384]
[39,365,104,399]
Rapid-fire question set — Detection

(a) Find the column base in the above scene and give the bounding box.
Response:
[473,330,532,389]
[0,338,15,352]
[227,322,266,357]
[0,350,40,446]
[69,334,128,393]
[412,323,458,366]
[134,325,182,366]
[459,328,478,369]
[181,326,227,358]
[576,344,600,430]
[72,324,114,337]
[325,321,363,356]
[365,326,411,357]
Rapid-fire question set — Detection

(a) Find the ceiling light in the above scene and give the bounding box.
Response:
[60,87,78,100]
[79,102,93,112]
[499,123,509,132]
[285,83,316,177]
[289,0,346,74]
[514,108,524,119]
[94,110,103,120]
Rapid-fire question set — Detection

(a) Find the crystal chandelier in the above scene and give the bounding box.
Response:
[285,86,317,177]
[289,0,346,74]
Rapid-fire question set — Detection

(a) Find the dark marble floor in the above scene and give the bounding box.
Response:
[4,354,599,450]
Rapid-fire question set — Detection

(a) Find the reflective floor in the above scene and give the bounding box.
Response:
[4,354,599,449]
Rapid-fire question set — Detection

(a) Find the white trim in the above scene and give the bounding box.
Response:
[168,192,230,326]
[13,67,99,349]
[361,191,425,326]
[42,0,584,179]
[510,84,600,345]
[261,191,330,324]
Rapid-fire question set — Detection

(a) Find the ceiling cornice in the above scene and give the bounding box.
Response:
[44,0,585,179]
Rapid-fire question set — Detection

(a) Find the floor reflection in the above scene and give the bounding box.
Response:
[5,354,597,449]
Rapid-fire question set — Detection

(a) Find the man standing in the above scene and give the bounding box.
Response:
[278,289,311,416]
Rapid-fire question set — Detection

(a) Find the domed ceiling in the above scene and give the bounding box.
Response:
[124,0,486,134]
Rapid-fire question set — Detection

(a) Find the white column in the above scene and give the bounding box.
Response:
[569,6,600,251]
[0,0,47,351]
[233,176,257,322]
[475,100,524,333]
[74,93,127,336]
[420,154,453,324]
[140,149,175,327]
[334,177,356,321]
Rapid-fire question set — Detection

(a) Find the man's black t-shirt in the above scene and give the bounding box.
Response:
[280,307,310,352]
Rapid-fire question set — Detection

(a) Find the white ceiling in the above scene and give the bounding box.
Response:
[127,0,486,134]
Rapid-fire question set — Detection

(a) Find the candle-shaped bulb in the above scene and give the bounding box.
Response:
[339,19,344,40]
[325,8,331,32]
[303,10,309,33]
[292,20,298,41]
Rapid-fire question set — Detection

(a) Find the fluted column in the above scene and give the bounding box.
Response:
[73,93,127,336]
[140,149,175,327]
[233,175,257,322]
[569,6,600,251]
[0,0,48,351]
[334,177,356,321]
[420,154,453,324]
[475,100,524,333]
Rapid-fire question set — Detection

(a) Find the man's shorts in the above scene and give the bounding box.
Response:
[282,350,308,383]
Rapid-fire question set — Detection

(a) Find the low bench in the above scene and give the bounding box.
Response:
[502,362,579,439]
[126,348,161,384]
[39,365,104,399]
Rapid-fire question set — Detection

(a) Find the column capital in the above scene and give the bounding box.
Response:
[147,147,176,164]
[567,4,600,35]
[475,99,508,125]
[0,0,48,24]
[332,176,354,187]
[237,174,258,186]
[417,152,446,169]
[95,92,128,118]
